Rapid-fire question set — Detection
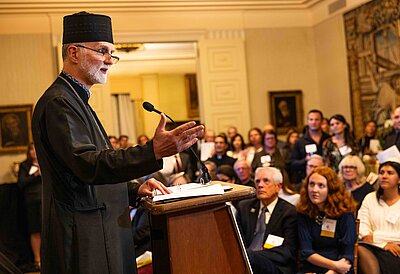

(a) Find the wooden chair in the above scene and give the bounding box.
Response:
[354,219,360,274]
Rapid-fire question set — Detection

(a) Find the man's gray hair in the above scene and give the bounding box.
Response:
[309,154,323,162]
[255,166,282,185]
[62,43,73,61]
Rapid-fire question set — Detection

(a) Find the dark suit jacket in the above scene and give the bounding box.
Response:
[290,129,331,183]
[383,129,400,150]
[236,197,298,273]
[179,152,193,181]
[207,153,236,167]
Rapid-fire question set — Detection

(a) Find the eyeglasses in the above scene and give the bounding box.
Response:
[74,44,120,64]
[342,166,357,170]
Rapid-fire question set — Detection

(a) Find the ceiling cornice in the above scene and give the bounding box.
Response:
[0,0,325,14]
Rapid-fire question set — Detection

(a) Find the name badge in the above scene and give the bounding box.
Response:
[320,218,336,238]
[366,172,378,185]
[261,155,271,167]
[263,234,284,249]
[386,211,399,225]
[339,145,352,156]
[305,144,317,154]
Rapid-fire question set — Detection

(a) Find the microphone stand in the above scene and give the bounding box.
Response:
[143,102,211,185]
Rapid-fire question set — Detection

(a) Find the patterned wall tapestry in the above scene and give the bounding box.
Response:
[344,0,400,137]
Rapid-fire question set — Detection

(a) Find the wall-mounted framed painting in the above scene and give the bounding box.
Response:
[185,74,200,118]
[269,90,303,135]
[0,104,33,153]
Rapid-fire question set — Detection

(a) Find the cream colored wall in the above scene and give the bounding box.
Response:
[245,27,320,130]
[0,33,56,183]
[109,75,143,99]
[314,15,352,122]
[159,75,189,121]
[108,74,189,139]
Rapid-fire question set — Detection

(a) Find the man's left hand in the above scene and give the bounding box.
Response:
[138,178,172,197]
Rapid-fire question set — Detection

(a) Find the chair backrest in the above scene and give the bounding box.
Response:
[353,218,360,274]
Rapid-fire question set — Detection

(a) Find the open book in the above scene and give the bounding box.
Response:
[152,183,226,203]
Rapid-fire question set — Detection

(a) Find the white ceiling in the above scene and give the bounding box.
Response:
[0,0,355,76]
[0,1,326,14]
[112,42,197,76]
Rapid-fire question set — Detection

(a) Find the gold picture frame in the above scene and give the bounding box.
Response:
[0,104,33,153]
[185,74,200,118]
[269,90,303,135]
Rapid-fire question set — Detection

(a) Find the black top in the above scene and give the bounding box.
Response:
[32,73,163,274]
[207,153,236,167]
[298,212,357,274]
[17,160,42,204]
[352,183,374,211]
[289,130,331,183]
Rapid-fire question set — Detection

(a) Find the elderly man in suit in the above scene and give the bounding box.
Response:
[236,167,297,274]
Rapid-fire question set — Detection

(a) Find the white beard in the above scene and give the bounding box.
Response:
[79,55,107,85]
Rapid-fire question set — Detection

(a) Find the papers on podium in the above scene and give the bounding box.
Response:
[152,183,225,203]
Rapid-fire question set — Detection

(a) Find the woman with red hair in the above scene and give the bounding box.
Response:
[297,166,357,274]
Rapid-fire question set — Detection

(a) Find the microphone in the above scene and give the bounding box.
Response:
[142,101,175,124]
[142,101,211,184]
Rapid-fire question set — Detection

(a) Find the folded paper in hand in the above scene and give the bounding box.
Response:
[152,183,224,203]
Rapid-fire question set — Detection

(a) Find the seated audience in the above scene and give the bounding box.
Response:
[17,143,42,271]
[262,124,287,150]
[234,160,255,187]
[216,164,238,184]
[251,130,286,172]
[290,109,331,184]
[382,106,400,150]
[137,134,149,146]
[118,134,130,149]
[323,114,359,173]
[168,172,190,187]
[240,127,263,166]
[108,135,119,149]
[236,167,297,274]
[195,160,218,183]
[358,160,400,274]
[357,120,378,155]
[207,135,236,168]
[279,171,300,206]
[285,128,299,153]
[295,154,324,192]
[283,128,299,181]
[199,129,215,161]
[159,152,193,182]
[297,166,357,274]
[227,126,238,146]
[338,155,374,211]
[321,117,331,135]
[227,133,246,159]
[203,129,216,143]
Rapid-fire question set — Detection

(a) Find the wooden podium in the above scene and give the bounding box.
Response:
[142,182,255,274]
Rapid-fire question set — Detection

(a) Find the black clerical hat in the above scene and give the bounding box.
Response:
[63,11,113,44]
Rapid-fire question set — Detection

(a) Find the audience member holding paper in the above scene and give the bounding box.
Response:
[357,120,379,155]
[290,109,331,184]
[323,114,359,173]
[297,166,357,274]
[357,146,400,274]
[251,129,287,172]
[17,142,42,271]
[236,167,298,274]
